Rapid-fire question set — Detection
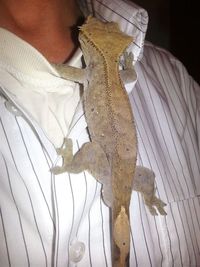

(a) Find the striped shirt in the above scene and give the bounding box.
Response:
[0,0,200,266]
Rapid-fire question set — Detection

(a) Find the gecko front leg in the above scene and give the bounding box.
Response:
[52,64,86,84]
[120,52,137,84]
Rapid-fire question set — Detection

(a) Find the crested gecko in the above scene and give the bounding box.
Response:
[51,16,166,267]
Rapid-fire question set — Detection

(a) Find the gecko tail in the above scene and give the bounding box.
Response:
[113,206,130,266]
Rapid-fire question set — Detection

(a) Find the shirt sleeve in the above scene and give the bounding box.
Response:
[170,57,200,151]
[141,42,200,152]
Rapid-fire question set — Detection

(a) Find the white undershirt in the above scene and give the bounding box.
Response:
[0,28,82,147]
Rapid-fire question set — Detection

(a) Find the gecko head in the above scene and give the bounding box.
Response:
[79,16,133,57]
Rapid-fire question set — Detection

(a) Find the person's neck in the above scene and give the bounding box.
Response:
[0,0,83,63]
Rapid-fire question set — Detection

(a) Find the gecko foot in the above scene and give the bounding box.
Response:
[51,138,74,175]
[144,196,167,216]
[152,197,167,216]
[145,203,158,216]
[123,52,134,69]
[51,166,66,175]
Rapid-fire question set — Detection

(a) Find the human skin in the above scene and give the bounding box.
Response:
[0,0,82,63]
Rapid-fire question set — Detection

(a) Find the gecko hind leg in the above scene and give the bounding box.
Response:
[51,138,112,206]
[133,166,167,216]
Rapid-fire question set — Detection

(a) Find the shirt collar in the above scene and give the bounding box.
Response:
[85,0,148,62]
[0,0,148,85]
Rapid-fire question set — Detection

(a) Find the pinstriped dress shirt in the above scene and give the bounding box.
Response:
[0,0,200,266]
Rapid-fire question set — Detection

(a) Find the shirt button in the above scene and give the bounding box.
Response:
[69,240,85,263]
[5,101,22,116]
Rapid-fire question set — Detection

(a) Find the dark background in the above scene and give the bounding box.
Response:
[132,0,200,84]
